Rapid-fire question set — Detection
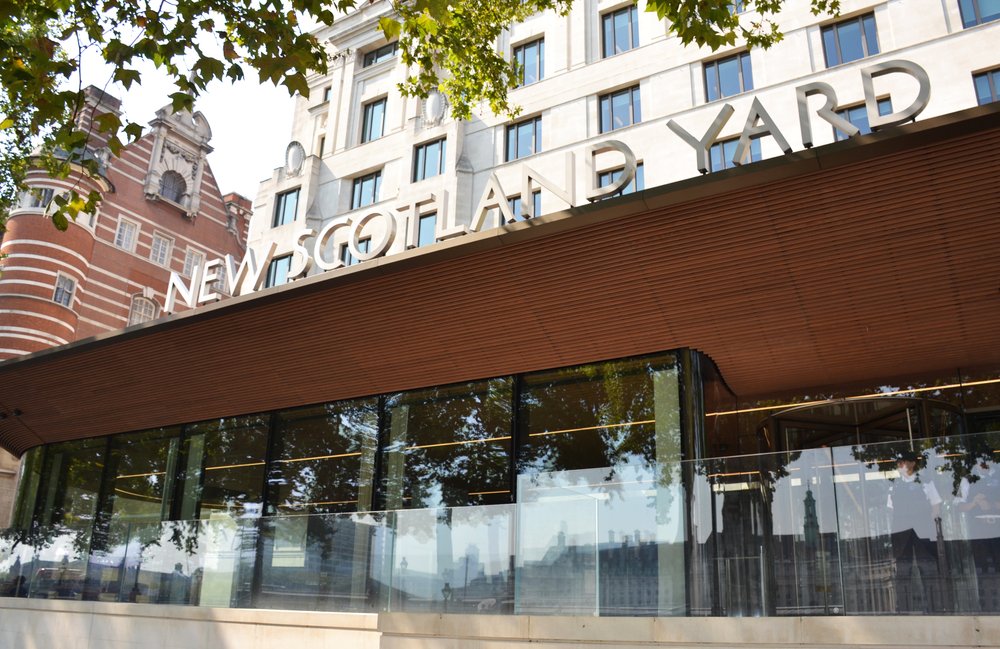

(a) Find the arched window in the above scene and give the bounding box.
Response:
[159,171,187,203]
[128,296,158,326]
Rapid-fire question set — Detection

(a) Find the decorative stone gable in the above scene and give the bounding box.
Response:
[144,105,213,220]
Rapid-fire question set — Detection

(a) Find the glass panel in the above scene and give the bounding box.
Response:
[516,353,684,616]
[821,26,839,67]
[523,41,539,85]
[613,9,630,54]
[414,145,426,182]
[717,56,741,97]
[392,504,514,614]
[862,15,879,56]
[382,378,514,510]
[600,95,612,133]
[836,20,864,65]
[518,122,534,158]
[632,86,642,123]
[740,53,754,91]
[611,89,630,130]
[630,6,639,50]
[267,399,379,516]
[980,0,1000,23]
[705,62,720,102]
[424,140,441,179]
[506,124,517,161]
[11,448,43,531]
[602,13,614,57]
[960,0,977,27]
[418,213,437,247]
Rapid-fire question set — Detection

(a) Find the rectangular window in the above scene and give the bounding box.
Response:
[513,38,544,86]
[599,85,641,133]
[23,187,55,209]
[412,138,447,182]
[709,137,762,172]
[363,42,398,67]
[361,98,387,143]
[265,254,293,288]
[351,170,382,210]
[113,217,138,251]
[52,274,76,307]
[418,213,437,247]
[704,52,753,102]
[273,188,300,227]
[508,190,542,219]
[834,97,893,141]
[505,116,542,162]
[597,162,645,198]
[821,13,879,68]
[323,86,332,102]
[602,5,639,58]
[974,68,1000,105]
[149,232,173,266]
[183,248,205,278]
[340,238,370,266]
[960,0,1000,27]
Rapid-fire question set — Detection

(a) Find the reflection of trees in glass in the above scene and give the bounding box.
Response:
[268,398,379,515]
[516,354,679,500]
[383,378,513,510]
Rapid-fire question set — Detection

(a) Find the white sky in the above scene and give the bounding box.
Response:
[80,55,296,201]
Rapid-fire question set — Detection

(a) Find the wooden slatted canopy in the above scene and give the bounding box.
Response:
[1,105,999,457]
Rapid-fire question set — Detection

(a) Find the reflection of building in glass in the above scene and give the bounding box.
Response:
[2,0,1000,647]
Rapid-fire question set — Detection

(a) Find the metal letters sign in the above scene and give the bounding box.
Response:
[165,60,931,313]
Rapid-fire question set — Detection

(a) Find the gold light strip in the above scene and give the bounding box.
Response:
[528,419,656,437]
[113,487,163,502]
[405,435,511,451]
[280,499,359,508]
[468,489,510,496]
[116,470,166,480]
[204,461,265,471]
[706,377,1000,417]
[277,451,362,463]
[707,470,760,479]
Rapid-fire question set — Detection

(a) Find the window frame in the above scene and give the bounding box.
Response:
[513,37,545,87]
[412,138,448,183]
[361,97,387,144]
[703,51,753,102]
[113,216,139,252]
[265,254,293,288]
[149,231,174,267]
[597,162,645,198]
[417,213,437,247]
[505,116,542,162]
[959,0,1000,27]
[973,67,1000,105]
[821,13,880,68]
[351,170,383,210]
[52,273,76,308]
[272,188,300,228]
[508,190,542,220]
[599,85,642,133]
[159,171,187,204]
[128,296,158,326]
[601,5,639,58]
[182,248,205,279]
[833,97,893,141]
[363,42,399,67]
[708,136,762,173]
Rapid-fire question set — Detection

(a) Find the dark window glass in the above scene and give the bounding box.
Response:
[821,13,879,67]
[599,85,641,133]
[597,162,645,198]
[266,400,379,515]
[322,86,332,102]
[265,254,293,288]
[709,137,762,172]
[508,190,542,219]
[363,42,398,67]
[101,428,182,530]
[514,38,544,86]
[412,138,447,182]
[361,98,387,143]
[272,189,300,227]
[704,52,753,102]
[52,275,75,307]
[834,97,893,141]
[418,213,437,247]
[602,5,639,58]
[177,415,269,520]
[11,447,44,531]
[35,438,106,533]
[381,378,514,509]
[159,171,187,203]
[351,170,382,209]
[340,238,370,266]
[505,116,542,161]
[973,68,1000,105]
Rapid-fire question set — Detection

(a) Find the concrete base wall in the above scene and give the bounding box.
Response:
[2,600,998,649]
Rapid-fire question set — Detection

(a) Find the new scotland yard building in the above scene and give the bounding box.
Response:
[1,1,1000,647]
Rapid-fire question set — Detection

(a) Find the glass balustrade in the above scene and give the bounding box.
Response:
[3,431,1000,616]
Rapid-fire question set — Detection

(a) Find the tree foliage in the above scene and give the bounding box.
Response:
[0,0,839,231]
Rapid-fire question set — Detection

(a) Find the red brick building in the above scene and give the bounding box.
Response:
[0,86,249,523]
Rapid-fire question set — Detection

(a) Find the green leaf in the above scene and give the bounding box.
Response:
[0,118,14,130]
[93,112,121,134]
[379,16,401,41]
[123,122,144,141]
[113,67,141,89]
